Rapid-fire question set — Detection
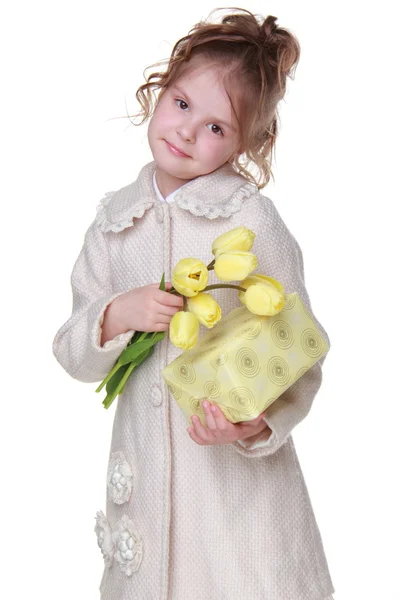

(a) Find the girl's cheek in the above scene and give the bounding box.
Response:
[205,142,231,165]
[202,140,220,159]
[158,111,177,131]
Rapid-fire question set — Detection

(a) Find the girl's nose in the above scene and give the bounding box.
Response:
[177,122,196,143]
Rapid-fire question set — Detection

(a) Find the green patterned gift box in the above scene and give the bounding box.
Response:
[161,292,330,428]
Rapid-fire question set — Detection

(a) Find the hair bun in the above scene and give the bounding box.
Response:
[260,15,279,42]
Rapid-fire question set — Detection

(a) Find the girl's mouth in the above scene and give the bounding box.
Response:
[165,140,191,158]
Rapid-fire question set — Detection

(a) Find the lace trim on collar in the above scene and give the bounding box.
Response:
[175,182,258,220]
[95,191,155,233]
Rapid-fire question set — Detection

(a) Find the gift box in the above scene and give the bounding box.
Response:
[161,292,330,428]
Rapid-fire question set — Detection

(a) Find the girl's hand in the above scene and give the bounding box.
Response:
[187,400,271,446]
[111,282,183,334]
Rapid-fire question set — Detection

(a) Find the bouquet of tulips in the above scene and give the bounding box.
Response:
[96,226,285,409]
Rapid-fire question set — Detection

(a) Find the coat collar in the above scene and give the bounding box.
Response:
[95,160,258,233]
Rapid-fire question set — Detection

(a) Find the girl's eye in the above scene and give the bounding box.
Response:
[175,99,188,110]
[207,123,223,136]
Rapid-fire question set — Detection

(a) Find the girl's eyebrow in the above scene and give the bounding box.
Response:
[172,84,237,133]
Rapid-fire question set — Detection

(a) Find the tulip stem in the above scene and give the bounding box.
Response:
[207,259,215,270]
[170,283,247,297]
[203,283,247,293]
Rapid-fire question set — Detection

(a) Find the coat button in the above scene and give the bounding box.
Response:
[150,383,163,406]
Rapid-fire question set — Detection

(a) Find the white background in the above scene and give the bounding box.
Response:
[1,1,399,599]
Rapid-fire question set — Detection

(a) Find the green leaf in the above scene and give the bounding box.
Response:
[130,345,152,370]
[118,333,165,366]
[101,339,157,409]
[105,363,130,397]
[159,272,165,291]
[101,363,131,409]
[129,330,143,345]
[95,358,125,393]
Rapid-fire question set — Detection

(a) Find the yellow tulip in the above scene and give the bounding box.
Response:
[171,258,209,297]
[186,293,222,329]
[214,251,257,282]
[212,226,256,259]
[238,274,284,300]
[169,311,199,349]
[238,274,285,316]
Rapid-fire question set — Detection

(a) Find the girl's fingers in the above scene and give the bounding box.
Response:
[238,415,270,439]
[153,313,172,324]
[201,400,218,432]
[245,409,267,426]
[189,414,208,444]
[187,402,270,446]
[156,289,183,308]
[157,304,182,317]
[154,323,170,332]
[187,425,200,442]
[206,402,231,434]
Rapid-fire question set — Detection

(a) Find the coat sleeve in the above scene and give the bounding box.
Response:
[52,218,135,383]
[231,195,331,458]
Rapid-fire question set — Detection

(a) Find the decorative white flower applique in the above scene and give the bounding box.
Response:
[94,511,115,566]
[107,451,133,505]
[112,515,144,576]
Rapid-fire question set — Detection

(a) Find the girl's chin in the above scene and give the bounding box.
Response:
[153,154,197,175]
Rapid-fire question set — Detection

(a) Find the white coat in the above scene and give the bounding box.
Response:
[53,160,335,600]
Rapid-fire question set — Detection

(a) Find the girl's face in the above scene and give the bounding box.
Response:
[147,62,243,196]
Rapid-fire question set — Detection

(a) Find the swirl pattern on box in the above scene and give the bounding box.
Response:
[235,347,261,378]
[271,320,295,349]
[204,378,222,399]
[267,356,291,386]
[301,328,324,358]
[167,381,182,400]
[211,352,229,371]
[241,321,263,339]
[229,386,258,415]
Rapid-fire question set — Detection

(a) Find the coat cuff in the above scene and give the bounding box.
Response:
[92,292,135,351]
[77,292,135,381]
[53,291,135,384]
[234,418,274,456]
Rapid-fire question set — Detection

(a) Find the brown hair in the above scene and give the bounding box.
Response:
[126,7,300,190]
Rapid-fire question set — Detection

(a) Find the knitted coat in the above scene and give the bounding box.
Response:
[52,160,335,600]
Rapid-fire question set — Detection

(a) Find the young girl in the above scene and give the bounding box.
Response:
[53,8,335,600]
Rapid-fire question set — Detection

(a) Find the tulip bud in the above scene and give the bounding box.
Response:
[171,258,209,297]
[169,311,200,349]
[212,226,256,259]
[214,251,257,282]
[238,274,284,301]
[186,293,222,329]
[238,274,285,316]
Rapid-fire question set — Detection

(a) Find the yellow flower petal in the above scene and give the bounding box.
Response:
[212,226,256,259]
[238,273,284,303]
[214,251,257,282]
[242,282,285,316]
[169,311,199,349]
[186,292,222,329]
[171,258,209,297]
